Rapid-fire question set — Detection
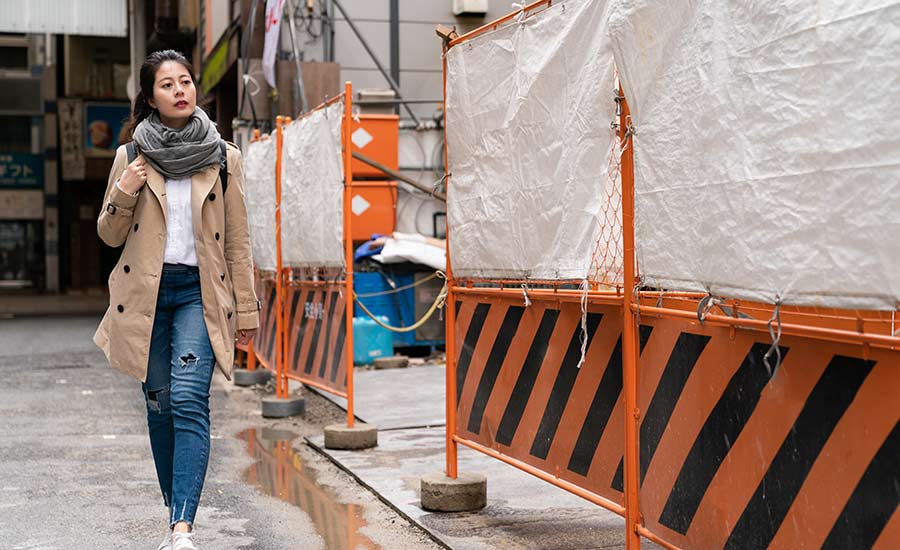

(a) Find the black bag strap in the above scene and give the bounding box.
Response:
[219,139,228,195]
[126,140,228,194]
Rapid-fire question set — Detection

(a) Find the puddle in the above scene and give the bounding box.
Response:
[237,428,381,550]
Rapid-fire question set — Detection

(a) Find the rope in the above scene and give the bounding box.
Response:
[354,272,439,298]
[764,299,783,375]
[353,272,448,333]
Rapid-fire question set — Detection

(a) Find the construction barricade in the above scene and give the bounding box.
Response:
[241,84,360,427]
[441,1,900,549]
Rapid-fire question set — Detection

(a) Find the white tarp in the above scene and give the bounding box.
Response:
[445,0,619,281]
[608,0,900,310]
[243,138,277,271]
[281,102,345,268]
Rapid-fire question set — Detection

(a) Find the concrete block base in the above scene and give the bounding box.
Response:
[324,423,378,450]
[420,471,487,512]
[372,355,409,370]
[232,368,271,387]
[261,395,305,418]
[373,355,409,370]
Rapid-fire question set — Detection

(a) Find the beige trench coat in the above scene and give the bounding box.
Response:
[93,142,259,382]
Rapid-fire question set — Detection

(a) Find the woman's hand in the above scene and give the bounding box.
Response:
[119,157,148,195]
[236,328,257,346]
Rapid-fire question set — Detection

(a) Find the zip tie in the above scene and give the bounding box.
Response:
[576,279,589,369]
[521,283,532,308]
[697,294,719,324]
[764,299,783,375]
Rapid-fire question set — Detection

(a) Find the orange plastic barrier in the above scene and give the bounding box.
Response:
[252,271,278,371]
[441,3,900,550]
[248,83,359,427]
[283,280,351,397]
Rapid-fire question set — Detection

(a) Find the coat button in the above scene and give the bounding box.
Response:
[220,273,225,281]
[215,232,220,241]
[123,265,130,273]
[133,223,139,232]
[227,311,233,319]
[209,193,216,201]
[117,304,124,313]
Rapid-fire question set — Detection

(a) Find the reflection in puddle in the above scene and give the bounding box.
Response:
[237,428,380,550]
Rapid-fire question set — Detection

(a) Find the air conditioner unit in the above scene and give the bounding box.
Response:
[453,0,488,16]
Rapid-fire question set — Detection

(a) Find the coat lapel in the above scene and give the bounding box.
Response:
[191,165,219,241]
[144,162,167,225]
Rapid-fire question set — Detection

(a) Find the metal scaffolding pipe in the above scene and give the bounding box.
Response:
[331,0,420,125]
[352,151,447,202]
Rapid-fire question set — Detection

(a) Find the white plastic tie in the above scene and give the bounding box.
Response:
[576,279,589,369]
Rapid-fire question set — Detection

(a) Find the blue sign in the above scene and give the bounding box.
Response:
[0,154,43,188]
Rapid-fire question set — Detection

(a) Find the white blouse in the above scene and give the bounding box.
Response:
[162,177,198,266]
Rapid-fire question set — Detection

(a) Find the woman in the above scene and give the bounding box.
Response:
[94,50,258,550]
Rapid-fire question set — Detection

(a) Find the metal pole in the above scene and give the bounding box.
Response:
[323,0,335,62]
[342,81,356,428]
[128,0,146,98]
[330,0,420,125]
[389,0,400,116]
[620,89,641,550]
[441,44,458,479]
[351,151,446,202]
[275,116,286,399]
[285,0,309,114]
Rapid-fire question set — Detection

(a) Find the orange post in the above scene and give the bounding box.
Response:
[275,116,286,399]
[441,45,458,479]
[619,90,641,550]
[282,118,293,400]
[342,81,356,428]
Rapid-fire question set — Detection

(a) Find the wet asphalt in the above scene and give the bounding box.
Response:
[0,315,439,550]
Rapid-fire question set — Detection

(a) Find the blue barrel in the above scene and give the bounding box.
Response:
[353,315,393,365]
[354,272,417,347]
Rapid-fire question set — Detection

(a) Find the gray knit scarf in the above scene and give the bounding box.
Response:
[131,107,221,179]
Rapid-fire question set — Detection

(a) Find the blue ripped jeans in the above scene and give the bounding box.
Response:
[143,263,214,528]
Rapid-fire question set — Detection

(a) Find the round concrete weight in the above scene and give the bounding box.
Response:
[373,355,409,370]
[261,396,305,418]
[323,423,378,450]
[233,368,269,387]
[420,471,487,512]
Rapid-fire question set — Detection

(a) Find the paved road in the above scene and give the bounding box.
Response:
[0,315,438,550]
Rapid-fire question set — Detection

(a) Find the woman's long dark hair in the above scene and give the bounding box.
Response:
[123,50,198,141]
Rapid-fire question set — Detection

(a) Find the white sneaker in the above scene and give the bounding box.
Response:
[157,531,173,550]
[171,531,197,550]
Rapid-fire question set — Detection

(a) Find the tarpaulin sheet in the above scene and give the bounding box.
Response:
[243,138,277,271]
[445,0,619,281]
[281,102,345,268]
[609,0,900,310]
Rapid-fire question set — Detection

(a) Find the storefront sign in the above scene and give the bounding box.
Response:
[84,102,130,158]
[0,154,44,188]
[59,98,86,180]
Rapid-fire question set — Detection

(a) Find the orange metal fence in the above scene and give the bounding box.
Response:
[248,83,357,427]
[442,3,900,550]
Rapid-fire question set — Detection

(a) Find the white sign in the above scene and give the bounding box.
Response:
[58,99,85,181]
[0,190,44,220]
[262,0,285,88]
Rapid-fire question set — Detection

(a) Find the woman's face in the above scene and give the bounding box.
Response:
[147,60,196,127]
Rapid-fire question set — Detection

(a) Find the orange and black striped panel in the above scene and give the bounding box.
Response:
[628,315,900,549]
[254,274,278,371]
[453,292,630,507]
[284,281,349,396]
